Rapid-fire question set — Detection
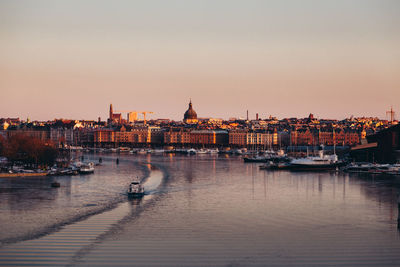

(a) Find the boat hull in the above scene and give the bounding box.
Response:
[79,169,94,174]
[289,162,343,171]
[128,192,145,198]
[243,157,267,163]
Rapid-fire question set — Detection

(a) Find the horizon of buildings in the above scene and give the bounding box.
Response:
[0,101,397,124]
[1,101,398,148]
[1,100,399,163]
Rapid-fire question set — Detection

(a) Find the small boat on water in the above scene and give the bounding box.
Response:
[128,180,145,198]
[186,148,197,154]
[119,147,130,153]
[196,149,207,154]
[208,148,219,154]
[79,162,95,174]
[244,155,269,163]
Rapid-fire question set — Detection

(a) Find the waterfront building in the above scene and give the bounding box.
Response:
[364,124,400,163]
[290,128,316,146]
[190,130,228,146]
[94,126,164,147]
[229,130,247,147]
[164,128,191,145]
[246,131,276,147]
[290,128,362,147]
[49,120,76,147]
[5,125,50,142]
[74,128,94,147]
[94,129,115,146]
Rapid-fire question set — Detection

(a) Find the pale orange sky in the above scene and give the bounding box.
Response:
[1,0,399,121]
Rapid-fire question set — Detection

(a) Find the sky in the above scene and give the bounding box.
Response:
[1,0,399,121]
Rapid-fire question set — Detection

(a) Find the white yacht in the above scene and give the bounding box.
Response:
[290,150,342,171]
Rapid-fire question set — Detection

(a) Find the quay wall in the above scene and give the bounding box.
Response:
[0,173,48,178]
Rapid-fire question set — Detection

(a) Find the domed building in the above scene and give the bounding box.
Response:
[183,100,198,124]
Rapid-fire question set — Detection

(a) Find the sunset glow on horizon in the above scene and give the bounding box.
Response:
[1,0,399,121]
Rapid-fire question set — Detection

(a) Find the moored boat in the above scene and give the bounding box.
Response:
[186,148,197,154]
[79,162,95,174]
[289,151,342,171]
[244,150,288,163]
[243,155,268,163]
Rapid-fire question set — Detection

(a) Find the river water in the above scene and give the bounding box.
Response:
[1,153,400,266]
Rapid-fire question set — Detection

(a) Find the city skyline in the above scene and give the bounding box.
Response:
[0,101,398,123]
[1,0,400,121]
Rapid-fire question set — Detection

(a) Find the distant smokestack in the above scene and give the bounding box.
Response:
[109,104,113,120]
[247,110,249,121]
[256,113,259,120]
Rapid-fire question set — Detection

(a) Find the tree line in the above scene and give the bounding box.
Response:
[0,134,58,167]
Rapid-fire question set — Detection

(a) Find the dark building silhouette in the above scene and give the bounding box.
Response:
[351,124,400,163]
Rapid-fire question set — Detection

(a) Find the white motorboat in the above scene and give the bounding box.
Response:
[128,180,145,198]
[79,162,95,174]
[208,148,219,154]
[197,149,207,154]
[187,148,197,154]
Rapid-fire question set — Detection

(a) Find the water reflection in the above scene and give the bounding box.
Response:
[1,155,400,266]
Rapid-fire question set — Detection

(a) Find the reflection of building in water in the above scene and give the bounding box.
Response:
[184,160,194,183]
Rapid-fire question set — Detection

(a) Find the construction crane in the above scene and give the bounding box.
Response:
[115,110,154,124]
[140,111,154,125]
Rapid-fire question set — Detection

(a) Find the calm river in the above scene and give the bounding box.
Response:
[1,153,400,266]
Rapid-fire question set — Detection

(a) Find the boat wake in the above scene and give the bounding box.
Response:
[0,160,171,266]
[0,158,151,247]
[66,163,170,266]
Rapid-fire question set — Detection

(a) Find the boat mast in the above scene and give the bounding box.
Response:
[333,127,336,155]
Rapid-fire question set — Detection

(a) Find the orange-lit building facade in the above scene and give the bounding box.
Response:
[164,128,191,145]
[190,130,228,146]
[290,129,363,146]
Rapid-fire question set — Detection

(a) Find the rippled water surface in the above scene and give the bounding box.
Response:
[1,153,400,266]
